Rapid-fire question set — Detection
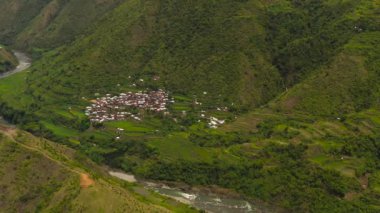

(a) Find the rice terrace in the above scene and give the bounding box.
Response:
[0,0,379,212]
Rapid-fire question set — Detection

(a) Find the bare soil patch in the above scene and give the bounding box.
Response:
[80,173,95,188]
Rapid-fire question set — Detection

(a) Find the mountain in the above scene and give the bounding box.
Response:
[0,0,123,51]
[267,0,380,115]
[274,32,380,115]
[22,0,283,110]
[2,0,379,116]
[0,0,379,212]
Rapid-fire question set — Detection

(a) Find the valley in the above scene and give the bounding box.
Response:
[0,122,195,212]
[0,0,379,212]
[1,50,272,212]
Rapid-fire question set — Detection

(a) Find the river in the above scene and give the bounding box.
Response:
[1,50,272,212]
[0,51,31,79]
[0,50,31,124]
[109,171,274,213]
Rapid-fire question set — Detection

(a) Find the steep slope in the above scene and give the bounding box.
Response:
[216,107,380,212]
[0,0,379,212]
[0,0,123,51]
[0,124,190,212]
[261,0,380,115]
[266,0,379,85]
[24,0,282,109]
[274,32,380,115]
[11,0,379,117]
[15,0,123,50]
[0,0,49,45]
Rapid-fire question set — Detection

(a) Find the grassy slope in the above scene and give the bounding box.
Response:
[220,107,380,211]
[268,0,380,115]
[274,32,380,115]
[15,0,123,50]
[0,0,50,45]
[0,1,377,114]
[0,126,195,212]
[23,0,282,110]
[0,0,123,52]
[0,0,379,212]
[3,0,377,119]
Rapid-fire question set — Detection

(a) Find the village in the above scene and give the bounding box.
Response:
[86,90,169,123]
[85,88,227,129]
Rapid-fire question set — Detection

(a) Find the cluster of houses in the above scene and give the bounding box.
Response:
[208,116,225,129]
[86,90,169,123]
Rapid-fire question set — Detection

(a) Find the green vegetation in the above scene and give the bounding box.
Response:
[19,0,282,111]
[0,127,195,212]
[0,0,123,52]
[0,0,379,212]
[270,0,380,115]
[0,45,17,73]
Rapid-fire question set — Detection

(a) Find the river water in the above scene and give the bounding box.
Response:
[109,171,273,213]
[149,184,256,213]
[0,50,271,212]
[0,51,31,79]
[0,51,31,124]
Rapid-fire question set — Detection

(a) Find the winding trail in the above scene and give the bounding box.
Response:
[0,124,94,188]
[0,51,31,79]
[0,125,77,174]
[0,50,96,189]
[0,49,264,212]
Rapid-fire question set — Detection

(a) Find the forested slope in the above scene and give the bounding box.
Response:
[0,0,379,212]
[3,0,378,116]
[274,32,380,115]
[268,0,380,115]
[24,0,283,109]
[0,0,122,51]
[0,126,190,212]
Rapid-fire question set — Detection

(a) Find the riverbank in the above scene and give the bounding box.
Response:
[109,170,280,213]
[0,46,18,74]
[0,51,31,79]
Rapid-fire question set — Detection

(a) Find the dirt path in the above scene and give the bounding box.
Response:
[0,124,17,137]
[0,49,95,190]
[0,124,95,188]
[80,173,95,188]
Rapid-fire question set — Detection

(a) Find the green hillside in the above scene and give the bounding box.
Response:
[0,0,49,45]
[2,0,378,117]
[274,32,380,115]
[0,0,123,51]
[266,0,379,84]
[269,0,380,115]
[0,0,379,212]
[23,0,282,109]
[0,125,194,212]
